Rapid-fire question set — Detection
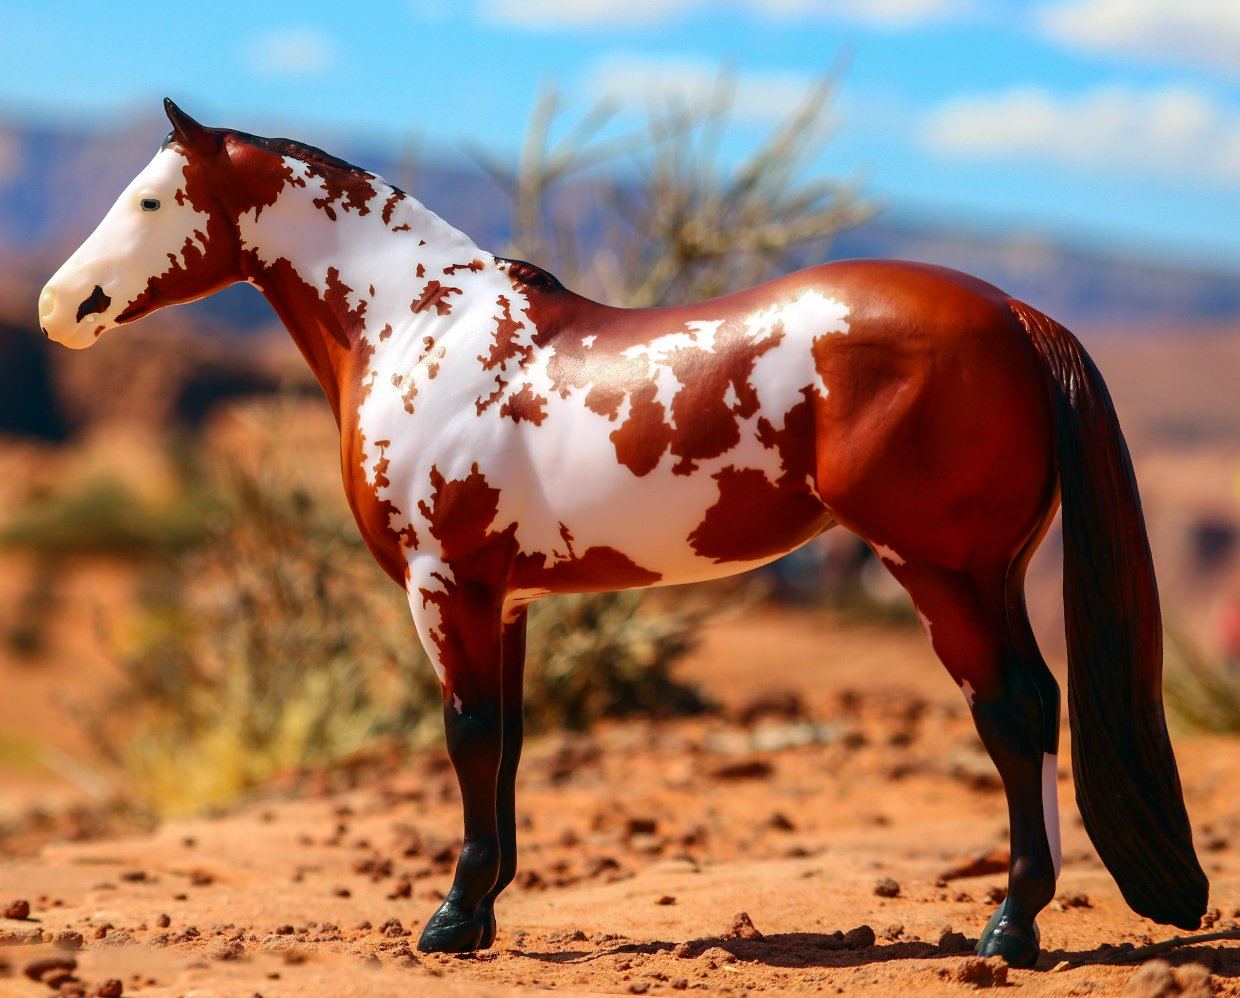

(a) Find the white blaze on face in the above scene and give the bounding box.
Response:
[40,148,209,348]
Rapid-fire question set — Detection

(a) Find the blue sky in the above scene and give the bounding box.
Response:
[1,0,1237,268]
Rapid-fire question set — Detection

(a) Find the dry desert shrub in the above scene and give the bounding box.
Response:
[1165,624,1240,734]
[70,442,709,815]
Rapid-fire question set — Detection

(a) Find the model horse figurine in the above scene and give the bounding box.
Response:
[40,100,1207,965]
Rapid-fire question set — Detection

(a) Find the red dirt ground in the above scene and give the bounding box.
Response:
[1,606,1237,995]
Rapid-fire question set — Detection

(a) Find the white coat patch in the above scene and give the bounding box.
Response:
[1042,752,1062,878]
[872,542,905,565]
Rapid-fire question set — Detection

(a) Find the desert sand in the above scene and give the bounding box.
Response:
[1,606,1237,996]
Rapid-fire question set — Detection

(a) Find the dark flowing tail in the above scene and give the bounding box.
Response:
[1010,299,1207,929]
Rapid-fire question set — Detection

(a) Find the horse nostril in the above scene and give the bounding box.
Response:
[39,286,57,321]
[75,285,111,324]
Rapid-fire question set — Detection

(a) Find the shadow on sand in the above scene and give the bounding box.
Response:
[512,930,1240,977]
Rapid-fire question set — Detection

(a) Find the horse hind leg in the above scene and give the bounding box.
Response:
[884,557,1061,968]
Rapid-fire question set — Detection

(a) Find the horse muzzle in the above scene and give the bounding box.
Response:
[39,274,115,349]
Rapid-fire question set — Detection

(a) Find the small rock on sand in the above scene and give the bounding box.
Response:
[842,925,875,949]
[938,927,972,953]
[1173,963,1217,998]
[3,899,31,919]
[936,848,1009,883]
[1124,959,1215,998]
[52,930,84,951]
[952,956,1008,988]
[1124,960,1177,997]
[873,878,901,898]
[710,759,773,781]
[23,955,77,982]
[724,912,762,940]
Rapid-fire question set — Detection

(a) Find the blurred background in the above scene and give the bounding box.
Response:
[0,4,1237,988]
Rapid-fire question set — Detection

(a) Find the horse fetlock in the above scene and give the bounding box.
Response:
[457,835,501,872]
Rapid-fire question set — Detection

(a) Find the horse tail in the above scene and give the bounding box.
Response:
[1009,299,1207,929]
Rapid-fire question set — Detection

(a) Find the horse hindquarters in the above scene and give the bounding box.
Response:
[810,289,1065,965]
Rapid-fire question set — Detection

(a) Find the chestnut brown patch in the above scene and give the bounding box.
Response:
[311,168,377,221]
[381,191,403,225]
[689,388,829,562]
[323,268,367,343]
[479,295,530,372]
[499,385,548,425]
[513,523,660,593]
[411,280,461,316]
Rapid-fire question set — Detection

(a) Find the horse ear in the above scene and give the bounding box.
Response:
[163,98,221,155]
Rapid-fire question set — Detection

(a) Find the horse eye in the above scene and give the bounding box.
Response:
[140,198,161,212]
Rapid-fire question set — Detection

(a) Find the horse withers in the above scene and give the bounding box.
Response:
[40,100,1208,965]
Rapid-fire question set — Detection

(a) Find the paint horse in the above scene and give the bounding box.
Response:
[41,101,1208,965]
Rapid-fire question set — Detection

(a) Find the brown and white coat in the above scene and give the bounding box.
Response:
[40,102,1208,961]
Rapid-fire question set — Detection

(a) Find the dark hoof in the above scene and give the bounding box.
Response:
[976,901,1040,968]
[417,900,487,953]
[476,900,497,949]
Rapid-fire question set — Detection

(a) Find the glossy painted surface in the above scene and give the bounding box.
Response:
[42,102,1204,959]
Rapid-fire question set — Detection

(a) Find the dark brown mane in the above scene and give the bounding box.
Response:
[495,257,564,292]
[164,128,406,197]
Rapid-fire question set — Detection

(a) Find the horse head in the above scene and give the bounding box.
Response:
[39,99,244,348]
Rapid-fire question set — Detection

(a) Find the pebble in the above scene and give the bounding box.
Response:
[952,956,1008,988]
[724,912,762,940]
[53,930,85,951]
[937,927,972,953]
[23,955,77,981]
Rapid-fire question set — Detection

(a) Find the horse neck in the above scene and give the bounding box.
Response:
[238,161,495,422]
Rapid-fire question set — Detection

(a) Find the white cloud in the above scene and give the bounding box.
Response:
[481,0,972,30]
[483,0,693,28]
[1037,0,1240,77]
[922,84,1240,186]
[764,0,974,27]
[247,28,337,78]
[588,55,819,124]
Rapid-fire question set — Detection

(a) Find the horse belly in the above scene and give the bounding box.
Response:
[507,338,832,593]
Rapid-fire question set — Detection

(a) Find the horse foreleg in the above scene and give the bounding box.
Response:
[407,571,506,953]
[477,606,528,948]
[890,560,1060,968]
